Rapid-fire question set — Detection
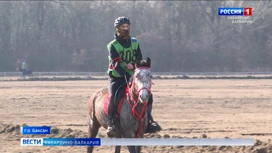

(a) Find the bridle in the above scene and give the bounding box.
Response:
[125,66,153,138]
[129,67,152,104]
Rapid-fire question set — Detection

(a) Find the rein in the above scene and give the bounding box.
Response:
[109,57,122,70]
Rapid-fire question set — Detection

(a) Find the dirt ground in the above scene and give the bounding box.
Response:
[0,79,272,153]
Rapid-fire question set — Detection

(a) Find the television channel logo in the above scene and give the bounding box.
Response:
[21,138,43,146]
[218,8,252,16]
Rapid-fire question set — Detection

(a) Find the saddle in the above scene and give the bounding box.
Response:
[104,75,134,115]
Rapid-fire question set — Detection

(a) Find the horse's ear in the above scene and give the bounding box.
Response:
[135,58,141,68]
[146,57,151,68]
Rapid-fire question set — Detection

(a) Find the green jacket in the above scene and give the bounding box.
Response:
[107,38,139,78]
[21,63,28,69]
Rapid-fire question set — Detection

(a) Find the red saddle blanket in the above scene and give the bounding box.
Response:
[103,87,128,115]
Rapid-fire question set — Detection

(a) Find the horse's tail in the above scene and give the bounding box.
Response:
[91,94,98,121]
[88,89,101,126]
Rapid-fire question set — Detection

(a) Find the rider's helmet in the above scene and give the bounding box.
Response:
[114,16,130,28]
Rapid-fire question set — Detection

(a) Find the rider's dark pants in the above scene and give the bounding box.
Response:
[108,77,126,125]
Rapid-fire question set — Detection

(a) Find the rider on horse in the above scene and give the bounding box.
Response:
[106,16,161,137]
[21,61,28,72]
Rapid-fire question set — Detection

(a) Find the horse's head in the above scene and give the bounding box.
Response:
[131,57,152,104]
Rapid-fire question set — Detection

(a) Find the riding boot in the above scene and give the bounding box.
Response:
[107,99,117,137]
[147,94,154,122]
[145,94,162,133]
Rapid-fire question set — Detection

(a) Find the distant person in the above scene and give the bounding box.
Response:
[19,60,32,77]
[21,61,28,72]
[106,16,161,137]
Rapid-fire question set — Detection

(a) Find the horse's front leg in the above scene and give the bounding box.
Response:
[127,145,141,153]
[114,133,122,153]
[122,131,137,153]
[135,146,141,153]
[135,134,144,153]
[127,146,136,153]
[115,146,121,153]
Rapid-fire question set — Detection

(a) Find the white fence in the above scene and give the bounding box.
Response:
[1,72,272,77]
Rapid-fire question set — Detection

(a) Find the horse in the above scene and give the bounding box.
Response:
[17,67,33,77]
[87,57,153,153]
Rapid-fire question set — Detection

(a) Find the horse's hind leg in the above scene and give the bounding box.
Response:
[87,115,101,153]
[87,125,100,153]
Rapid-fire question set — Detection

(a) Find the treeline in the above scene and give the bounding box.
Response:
[0,1,271,72]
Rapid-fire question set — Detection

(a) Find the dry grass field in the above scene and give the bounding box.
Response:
[0,79,272,153]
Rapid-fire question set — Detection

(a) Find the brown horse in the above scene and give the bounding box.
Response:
[87,58,153,153]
